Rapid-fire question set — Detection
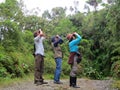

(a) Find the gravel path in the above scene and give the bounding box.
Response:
[0,79,118,90]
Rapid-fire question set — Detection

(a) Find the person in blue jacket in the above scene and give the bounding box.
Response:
[66,32,82,88]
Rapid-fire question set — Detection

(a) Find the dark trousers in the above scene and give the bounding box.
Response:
[34,54,44,82]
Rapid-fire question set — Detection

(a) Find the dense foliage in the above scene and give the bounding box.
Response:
[0,0,120,82]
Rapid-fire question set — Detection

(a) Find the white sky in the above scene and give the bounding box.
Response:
[0,0,107,16]
[0,0,5,3]
[23,0,86,10]
[23,0,88,16]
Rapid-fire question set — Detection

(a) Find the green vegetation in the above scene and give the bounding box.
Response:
[0,73,33,88]
[0,0,120,89]
[112,80,120,90]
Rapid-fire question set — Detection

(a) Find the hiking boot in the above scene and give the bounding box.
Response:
[36,82,42,86]
[72,85,80,88]
[34,80,37,84]
[54,81,63,84]
[42,81,48,84]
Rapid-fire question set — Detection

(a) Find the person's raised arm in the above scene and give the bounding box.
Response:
[69,32,82,47]
[53,35,63,47]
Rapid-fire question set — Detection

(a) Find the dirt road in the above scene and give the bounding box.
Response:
[0,79,118,90]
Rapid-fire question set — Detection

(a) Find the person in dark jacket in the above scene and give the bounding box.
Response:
[66,32,82,88]
[51,35,63,84]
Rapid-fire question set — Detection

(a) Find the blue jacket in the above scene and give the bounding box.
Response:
[69,34,82,52]
[51,36,63,47]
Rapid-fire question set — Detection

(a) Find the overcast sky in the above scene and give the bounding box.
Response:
[0,0,87,16]
[22,0,87,16]
[0,0,107,16]
[24,0,86,10]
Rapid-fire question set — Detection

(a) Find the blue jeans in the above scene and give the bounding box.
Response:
[54,58,62,82]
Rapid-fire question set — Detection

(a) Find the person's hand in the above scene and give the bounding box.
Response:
[73,32,77,35]
[38,29,45,37]
[56,35,60,38]
[39,29,43,34]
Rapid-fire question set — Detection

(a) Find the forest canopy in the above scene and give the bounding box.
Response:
[0,0,120,80]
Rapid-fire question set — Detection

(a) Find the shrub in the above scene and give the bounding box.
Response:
[111,60,120,79]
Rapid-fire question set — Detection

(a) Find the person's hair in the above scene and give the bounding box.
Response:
[72,34,76,37]
[33,30,40,37]
[69,37,73,42]
[69,34,77,42]
[34,31,38,37]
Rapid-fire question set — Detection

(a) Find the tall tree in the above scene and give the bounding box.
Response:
[51,7,66,19]
[42,10,51,19]
[86,0,102,11]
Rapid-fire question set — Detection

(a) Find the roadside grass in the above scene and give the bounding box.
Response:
[112,80,120,90]
[0,73,34,88]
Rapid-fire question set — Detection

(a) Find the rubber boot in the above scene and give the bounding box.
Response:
[69,76,73,87]
[72,77,80,88]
